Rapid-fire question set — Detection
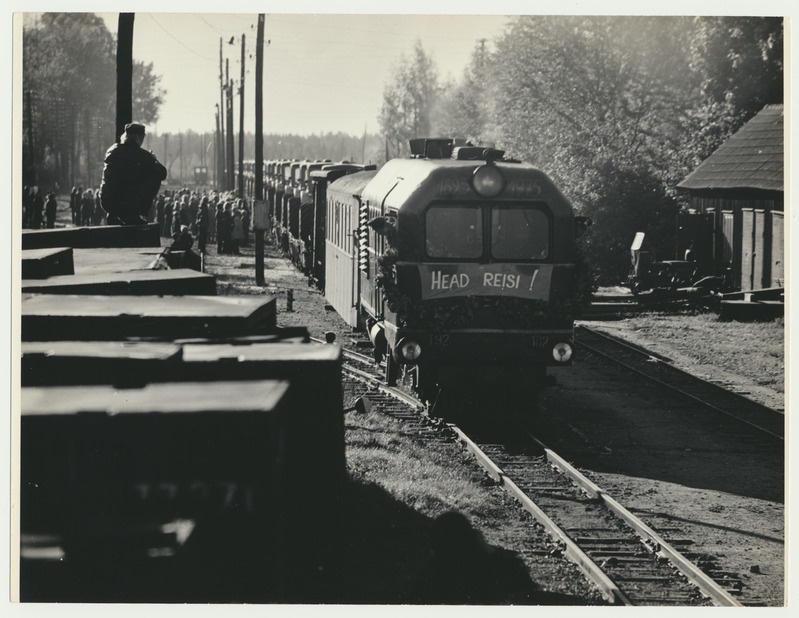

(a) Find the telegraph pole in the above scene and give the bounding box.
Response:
[238,34,246,198]
[219,38,225,186]
[25,91,36,186]
[254,14,265,284]
[115,13,134,142]
[361,123,367,163]
[179,133,184,186]
[215,105,222,189]
[226,59,235,191]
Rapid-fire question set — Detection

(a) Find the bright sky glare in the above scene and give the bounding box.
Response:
[95,12,510,137]
[24,0,790,139]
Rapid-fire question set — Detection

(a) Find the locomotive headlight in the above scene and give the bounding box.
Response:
[398,340,422,362]
[552,342,573,363]
[472,164,505,198]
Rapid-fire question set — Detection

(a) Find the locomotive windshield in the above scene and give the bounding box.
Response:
[425,205,483,258]
[491,206,549,260]
[424,203,549,260]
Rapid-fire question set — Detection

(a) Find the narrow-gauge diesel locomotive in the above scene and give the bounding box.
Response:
[324,138,588,414]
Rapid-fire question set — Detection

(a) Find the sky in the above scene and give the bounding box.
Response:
[94,11,509,137]
[21,0,794,139]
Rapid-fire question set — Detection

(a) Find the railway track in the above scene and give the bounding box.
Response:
[574,325,784,441]
[328,341,746,607]
[583,295,642,320]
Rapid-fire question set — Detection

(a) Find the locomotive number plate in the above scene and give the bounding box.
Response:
[429,333,450,347]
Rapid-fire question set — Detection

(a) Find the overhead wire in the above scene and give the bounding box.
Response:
[147,14,216,61]
[196,14,226,35]
[196,13,256,34]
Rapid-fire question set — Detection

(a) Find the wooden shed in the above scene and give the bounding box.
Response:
[677,104,784,291]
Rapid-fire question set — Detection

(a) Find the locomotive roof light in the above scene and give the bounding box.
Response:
[397,339,422,362]
[552,342,573,363]
[472,163,505,198]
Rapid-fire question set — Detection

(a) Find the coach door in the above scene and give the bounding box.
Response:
[325,197,358,327]
[356,200,388,321]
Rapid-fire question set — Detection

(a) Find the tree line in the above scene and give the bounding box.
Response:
[379,16,783,283]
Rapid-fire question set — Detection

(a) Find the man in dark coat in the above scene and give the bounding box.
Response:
[69,186,79,224]
[100,122,167,225]
[29,186,44,229]
[156,193,166,229]
[44,192,57,228]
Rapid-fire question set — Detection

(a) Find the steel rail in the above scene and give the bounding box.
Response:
[575,326,783,441]
[578,325,782,413]
[576,324,673,362]
[341,362,423,409]
[577,325,782,414]
[338,354,628,603]
[541,446,744,607]
[337,347,743,606]
[447,423,630,606]
[310,336,377,365]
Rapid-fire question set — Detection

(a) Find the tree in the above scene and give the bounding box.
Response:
[676,16,783,172]
[23,13,116,189]
[132,61,166,126]
[434,40,497,144]
[22,13,165,191]
[379,41,440,158]
[690,17,783,120]
[482,15,782,284]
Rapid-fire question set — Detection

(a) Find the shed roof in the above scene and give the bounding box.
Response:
[677,104,783,192]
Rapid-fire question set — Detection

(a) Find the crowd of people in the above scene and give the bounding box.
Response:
[154,188,251,255]
[23,123,254,257]
[21,182,253,257]
[21,185,63,229]
[21,184,110,230]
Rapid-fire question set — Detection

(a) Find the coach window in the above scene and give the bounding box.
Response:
[340,203,345,249]
[425,205,482,259]
[334,203,341,246]
[491,206,549,260]
[345,204,351,252]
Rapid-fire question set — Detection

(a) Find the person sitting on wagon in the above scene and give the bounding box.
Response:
[100,122,167,225]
